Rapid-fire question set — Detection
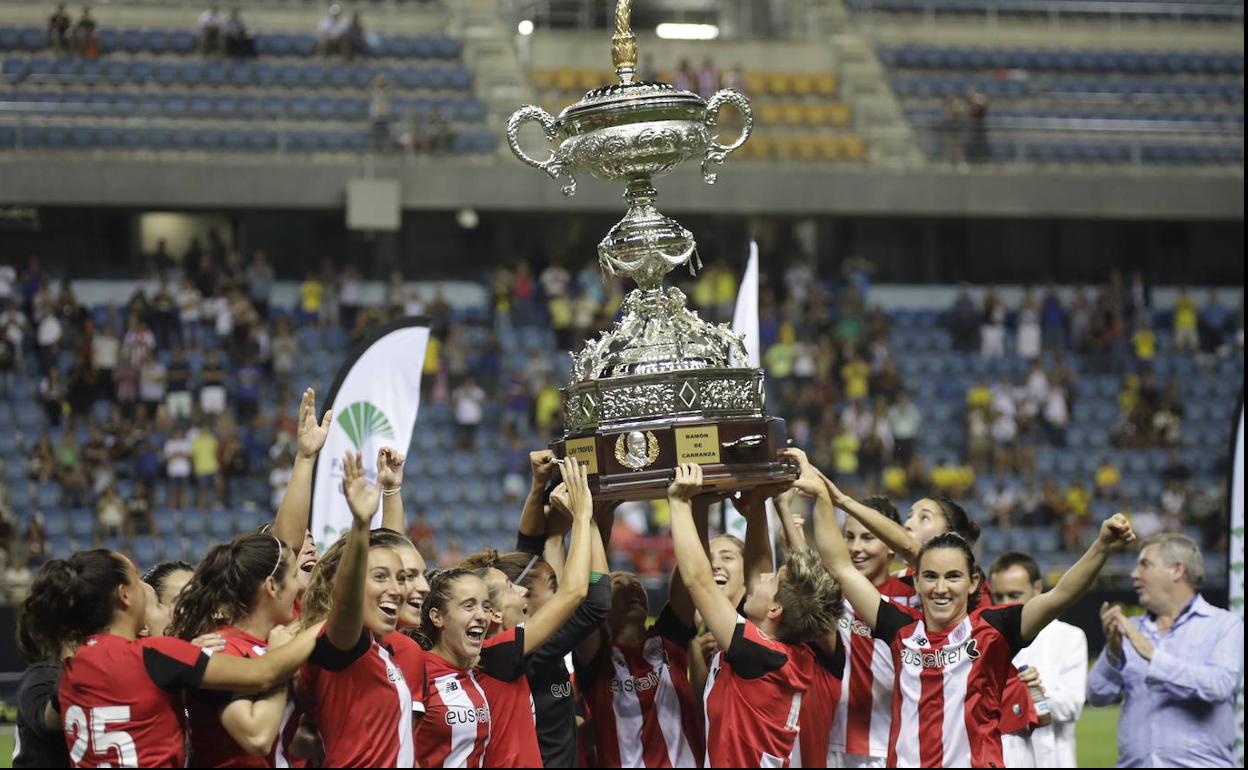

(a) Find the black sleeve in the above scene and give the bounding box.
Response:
[809,639,846,680]
[724,623,789,680]
[308,629,371,672]
[144,646,210,691]
[481,627,527,682]
[515,531,545,557]
[653,603,697,647]
[526,574,610,671]
[979,604,1026,657]
[17,663,61,739]
[871,599,913,645]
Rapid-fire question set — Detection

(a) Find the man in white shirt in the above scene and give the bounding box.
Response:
[990,551,1088,768]
[197,5,222,54]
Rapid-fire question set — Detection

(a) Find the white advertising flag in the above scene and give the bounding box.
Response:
[725,243,773,555]
[311,318,430,547]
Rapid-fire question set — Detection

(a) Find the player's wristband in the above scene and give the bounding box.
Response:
[382,487,401,497]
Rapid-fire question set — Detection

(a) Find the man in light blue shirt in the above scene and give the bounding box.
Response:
[1088,532,1244,767]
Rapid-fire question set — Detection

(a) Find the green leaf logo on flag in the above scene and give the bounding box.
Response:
[337,401,397,452]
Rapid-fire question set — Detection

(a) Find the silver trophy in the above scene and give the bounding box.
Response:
[506,0,794,499]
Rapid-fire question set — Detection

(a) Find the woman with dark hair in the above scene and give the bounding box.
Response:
[12,587,74,768]
[791,448,1137,768]
[295,451,423,767]
[170,532,301,766]
[419,457,596,768]
[19,549,319,767]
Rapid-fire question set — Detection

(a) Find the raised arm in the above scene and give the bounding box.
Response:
[519,450,558,538]
[521,458,592,656]
[324,452,377,651]
[668,464,739,649]
[736,489,776,595]
[377,447,406,533]
[773,488,807,551]
[819,470,921,566]
[1020,514,1136,642]
[273,388,332,551]
[786,449,883,630]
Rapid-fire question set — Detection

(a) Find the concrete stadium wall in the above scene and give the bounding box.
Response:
[526,31,838,72]
[0,156,1241,220]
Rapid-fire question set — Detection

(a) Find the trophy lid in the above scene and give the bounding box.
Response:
[558,81,704,127]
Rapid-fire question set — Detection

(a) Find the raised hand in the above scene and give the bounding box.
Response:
[549,482,571,518]
[341,452,379,525]
[560,457,593,520]
[297,388,333,459]
[376,447,405,489]
[781,447,825,498]
[530,450,558,486]
[668,463,704,503]
[1098,513,1137,550]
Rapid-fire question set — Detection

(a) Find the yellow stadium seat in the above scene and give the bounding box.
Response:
[828,103,851,128]
[745,72,768,95]
[790,73,815,97]
[842,134,866,161]
[530,69,554,90]
[815,73,838,98]
[803,103,826,127]
[553,67,578,92]
[757,102,784,126]
[817,135,842,160]
[767,72,791,96]
[781,103,805,127]
[793,135,819,160]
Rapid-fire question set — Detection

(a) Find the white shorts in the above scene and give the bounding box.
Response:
[827,752,887,769]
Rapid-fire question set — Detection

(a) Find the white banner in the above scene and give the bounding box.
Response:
[311,319,430,548]
[1231,398,1244,767]
[725,242,778,562]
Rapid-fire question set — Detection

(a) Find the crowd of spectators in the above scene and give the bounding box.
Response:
[0,246,1242,591]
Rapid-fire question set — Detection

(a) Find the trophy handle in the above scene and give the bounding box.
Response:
[506,105,577,196]
[701,89,753,184]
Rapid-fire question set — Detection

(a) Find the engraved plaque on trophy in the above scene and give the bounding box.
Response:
[506,0,796,499]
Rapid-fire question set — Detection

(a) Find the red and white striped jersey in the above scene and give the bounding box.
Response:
[874,600,1026,768]
[301,629,424,768]
[60,634,208,768]
[478,628,542,769]
[579,605,702,768]
[703,617,815,768]
[415,627,529,768]
[791,641,846,768]
[827,576,914,761]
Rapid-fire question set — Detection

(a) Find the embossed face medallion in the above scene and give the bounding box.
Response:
[615,430,659,470]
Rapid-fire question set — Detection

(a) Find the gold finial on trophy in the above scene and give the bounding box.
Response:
[612,0,637,84]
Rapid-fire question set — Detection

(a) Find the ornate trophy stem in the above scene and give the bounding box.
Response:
[612,0,637,84]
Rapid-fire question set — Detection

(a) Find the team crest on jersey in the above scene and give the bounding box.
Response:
[643,636,666,662]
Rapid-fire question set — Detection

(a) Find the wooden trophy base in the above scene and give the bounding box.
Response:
[553,416,796,501]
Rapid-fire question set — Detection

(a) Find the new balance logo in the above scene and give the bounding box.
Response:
[444,681,460,693]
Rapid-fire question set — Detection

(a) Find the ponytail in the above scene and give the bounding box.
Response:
[18,550,129,660]
[931,496,981,545]
[169,533,289,641]
[414,568,474,651]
